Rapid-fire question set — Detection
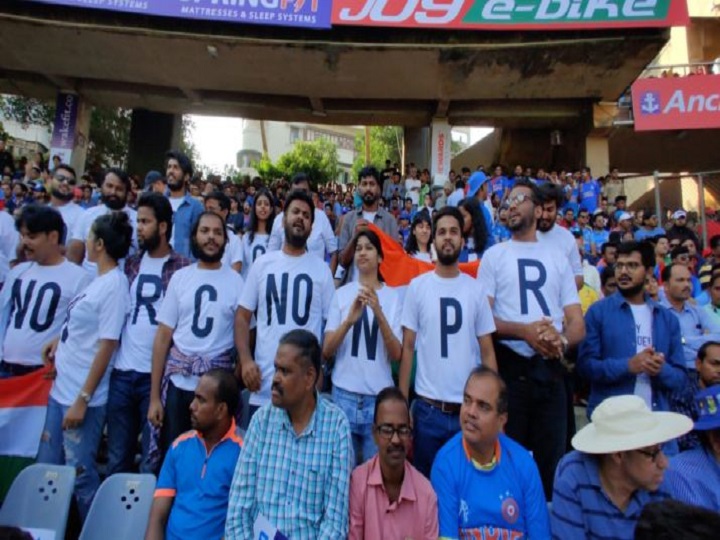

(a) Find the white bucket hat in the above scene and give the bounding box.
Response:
[572,395,693,454]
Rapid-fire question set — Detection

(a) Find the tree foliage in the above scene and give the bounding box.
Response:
[0,95,54,126]
[255,138,339,188]
[179,116,199,166]
[352,126,402,179]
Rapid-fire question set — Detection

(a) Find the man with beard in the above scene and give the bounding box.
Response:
[107,193,191,474]
[165,150,203,259]
[478,179,585,498]
[226,330,352,539]
[337,167,398,284]
[349,387,438,540]
[0,205,90,378]
[47,163,84,244]
[579,242,687,455]
[537,183,584,290]
[400,206,497,477]
[147,211,244,466]
[267,173,338,271]
[146,369,242,540]
[237,191,334,418]
[203,191,243,273]
[67,167,138,274]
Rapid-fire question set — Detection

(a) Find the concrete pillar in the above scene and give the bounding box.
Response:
[48,92,91,174]
[127,110,182,176]
[403,126,430,173]
[430,119,452,186]
[585,136,610,178]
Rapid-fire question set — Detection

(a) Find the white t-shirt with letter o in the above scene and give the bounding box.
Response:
[52,268,130,407]
[401,271,496,403]
[0,260,91,366]
[478,240,580,358]
[326,282,402,395]
[114,254,170,373]
[239,250,334,406]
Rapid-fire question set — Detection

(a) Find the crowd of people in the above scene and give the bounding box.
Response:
[0,146,718,540]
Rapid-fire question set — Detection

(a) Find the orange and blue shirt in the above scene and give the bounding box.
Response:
[431,432,550,540]
[155,420,243,540]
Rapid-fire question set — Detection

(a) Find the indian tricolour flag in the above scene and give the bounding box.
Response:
[0,367,52,499]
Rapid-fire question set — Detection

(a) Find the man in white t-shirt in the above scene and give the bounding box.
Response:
[537,183,584,291]
[237,190,334,416]
[404,165,421,209]
[107,193,191,475]
[47,163,84,245]
[267,173,338,272]
[147,212,244,464]
[204,191,243,273]
[67,168,138,274]
[400,206,497,477]
[478,179,585,499]
[0,205,90,378]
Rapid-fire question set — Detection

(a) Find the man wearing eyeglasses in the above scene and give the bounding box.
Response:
[431,367,550,539]
[48,163,84,245]
[349,387,438,540]
[579,242,688,454]
[551,395,693,540]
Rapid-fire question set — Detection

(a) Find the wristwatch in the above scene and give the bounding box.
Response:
[78,390,92,404]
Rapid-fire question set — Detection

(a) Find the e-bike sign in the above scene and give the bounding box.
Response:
[332,0,688,31]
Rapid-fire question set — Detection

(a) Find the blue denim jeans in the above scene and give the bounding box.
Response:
[332,385,376,465]
[36,397,106,521]
[106,369,152,475]
[411,398,460,478]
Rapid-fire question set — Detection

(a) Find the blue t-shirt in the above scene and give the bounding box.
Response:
[492,223,512,244]
[156,425,243,540]
[431,433,550,540]
[579,180,600,213]
[590,229,610,252]
[634,227,666,241]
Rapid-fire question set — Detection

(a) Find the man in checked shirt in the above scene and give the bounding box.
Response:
[225,329,353,539]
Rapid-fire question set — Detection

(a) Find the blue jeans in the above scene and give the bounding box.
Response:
[36,397,106,521]
[411,398,460,478]
[332,386,376,465]
[106,369,152,475]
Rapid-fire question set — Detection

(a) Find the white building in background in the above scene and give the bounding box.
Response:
[1,118,51,160]
[237,120,360,182]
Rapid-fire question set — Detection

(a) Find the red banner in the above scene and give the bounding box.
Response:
[332,0,688,31]
[631,74,720,131]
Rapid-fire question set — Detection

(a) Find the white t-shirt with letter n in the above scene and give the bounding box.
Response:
[630,303,654,409]
[157,264,244,391]
[239,250,334,406]
[478,240,580,358]
[240,233,269,279]
[401,272,496,403]
[0,260,91,366]
[114,254,170,373]
[51,268,130,407]
[326,282,402,396]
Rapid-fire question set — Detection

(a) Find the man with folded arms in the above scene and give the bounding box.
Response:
[551,395,693,540]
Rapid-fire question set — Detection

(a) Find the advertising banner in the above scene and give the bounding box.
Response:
[631,74,720,131]
[27,0,331,29]
[430,119,452,186]
[49,93,79,166]
[332,0,688,31]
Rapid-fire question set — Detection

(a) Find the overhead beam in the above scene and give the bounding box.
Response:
[309,96,325,117]
[435,99,450,117]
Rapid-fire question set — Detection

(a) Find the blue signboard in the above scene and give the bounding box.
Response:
[27,0,331,30]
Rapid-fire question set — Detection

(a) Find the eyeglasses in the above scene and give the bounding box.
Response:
[675,255,690,262]
[615,262,643,271]
[54,174,76,185]
[375,424,412,440]
[635,446,664,463]
[506,193,532,207]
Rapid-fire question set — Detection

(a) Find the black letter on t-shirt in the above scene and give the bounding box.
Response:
[291,274,313,326]
[132,275,163,325]
[440,298,462,358]
[252,245,266,263]
[191,285,217,338]
[10,279,61,332]
[351,308,379,361]
[518,259,550,316]
[266,273,289,326]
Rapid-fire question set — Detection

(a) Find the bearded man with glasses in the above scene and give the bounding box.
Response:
[48,163,84,245]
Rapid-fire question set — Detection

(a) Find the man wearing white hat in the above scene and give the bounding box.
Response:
[550,395,692,540]
[665,384,720,512]
[667,209,700,248]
